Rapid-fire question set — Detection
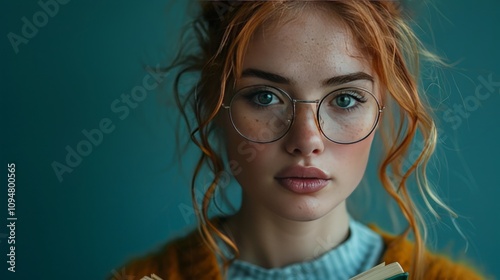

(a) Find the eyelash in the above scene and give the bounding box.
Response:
[331,89,367,111]
[243,90,282,109]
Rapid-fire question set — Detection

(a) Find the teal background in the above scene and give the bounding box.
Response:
[1,1,499,279]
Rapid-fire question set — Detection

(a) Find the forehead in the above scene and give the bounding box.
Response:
[240,7,372,88]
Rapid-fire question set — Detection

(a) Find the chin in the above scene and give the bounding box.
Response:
[273,196,338,222]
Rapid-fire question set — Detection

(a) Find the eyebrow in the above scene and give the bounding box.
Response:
[241,68,374,86]
[322,71,374,87]
[241,68,291,84]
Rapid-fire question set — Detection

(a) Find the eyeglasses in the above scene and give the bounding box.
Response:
[221,85,384,144]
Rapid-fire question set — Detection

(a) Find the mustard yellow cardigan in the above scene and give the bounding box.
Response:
[113,225,487,280]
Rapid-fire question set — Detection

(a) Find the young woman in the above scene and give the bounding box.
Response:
[114,1,486,279]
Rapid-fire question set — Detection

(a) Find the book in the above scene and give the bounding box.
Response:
[140,262,408,280]
[140,274,163,280]
[350,262,409,280]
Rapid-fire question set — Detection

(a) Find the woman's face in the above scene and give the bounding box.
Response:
[222,9,379,222]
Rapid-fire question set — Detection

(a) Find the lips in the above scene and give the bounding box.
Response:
[275,166,330,194]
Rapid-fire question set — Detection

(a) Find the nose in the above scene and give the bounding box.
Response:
[284,103,325,156]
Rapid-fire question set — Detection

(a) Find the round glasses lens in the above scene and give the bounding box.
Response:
[229,86,293,142]
[318,88,379,143]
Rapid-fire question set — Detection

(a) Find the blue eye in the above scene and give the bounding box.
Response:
[335,94,355,108]
[331,90,367,110]
[252,91,280,106]
[235,86,287,110]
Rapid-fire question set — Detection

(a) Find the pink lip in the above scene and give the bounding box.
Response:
[275,166,330,194]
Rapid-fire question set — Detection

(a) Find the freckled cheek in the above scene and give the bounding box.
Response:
[327,137,373,182]
[225,132,277,179]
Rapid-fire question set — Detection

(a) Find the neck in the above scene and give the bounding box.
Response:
[224,199,350,268]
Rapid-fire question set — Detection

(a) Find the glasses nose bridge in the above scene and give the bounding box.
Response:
[292,98,320,113]
[292,99,320,114]
[290,98,322,131]
[293,99,320,105]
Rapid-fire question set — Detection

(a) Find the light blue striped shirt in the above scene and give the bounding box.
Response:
[220,219,383,280]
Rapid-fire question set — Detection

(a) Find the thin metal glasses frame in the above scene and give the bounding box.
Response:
[221,85,385,144]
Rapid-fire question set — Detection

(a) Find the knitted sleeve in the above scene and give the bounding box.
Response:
[107,242,181,280]
[107,231,223,280]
